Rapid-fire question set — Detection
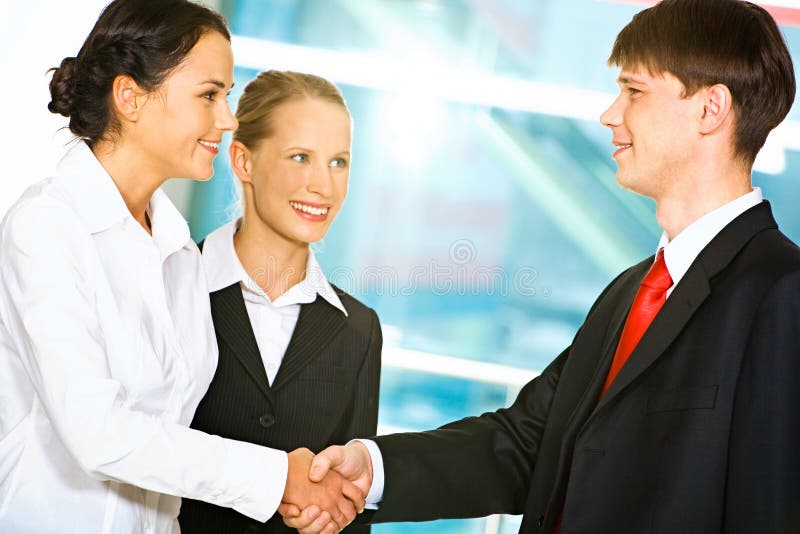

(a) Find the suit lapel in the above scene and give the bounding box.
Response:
[594,267,710,411]
[557,264,643,437]
[271,296,347,391]
[210,283,273,401]
[592,201,778,414]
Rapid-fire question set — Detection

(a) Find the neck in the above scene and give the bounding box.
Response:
[234,215,309,301]
[92,140,164,235]
[654,157,752,241]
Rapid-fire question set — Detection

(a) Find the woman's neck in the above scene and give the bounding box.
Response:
[91,140,164,235]
[233,217,309,301]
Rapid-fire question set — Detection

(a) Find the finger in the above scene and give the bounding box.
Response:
[282,505,320,529]
[310,446,344,482]
[297,511,333,534]
[340,480,366,513]
[278,502,302,518]
[337,496,357,526]
[329,505,347,531]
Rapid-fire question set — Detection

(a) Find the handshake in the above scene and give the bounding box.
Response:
[279,442,373,534]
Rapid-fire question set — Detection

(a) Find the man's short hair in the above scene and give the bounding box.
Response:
[609,0,795,166]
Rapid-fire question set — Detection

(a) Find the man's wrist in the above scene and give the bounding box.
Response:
[352,439,384,507]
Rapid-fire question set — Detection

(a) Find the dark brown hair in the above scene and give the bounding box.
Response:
[234,70,349,150]
[48,0,230,146]
[609,0,795,165]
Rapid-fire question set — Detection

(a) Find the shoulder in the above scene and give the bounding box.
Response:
[586,257,652,314]
[1,177,89,257]
[330,283,380,330]
[730,228,800,289]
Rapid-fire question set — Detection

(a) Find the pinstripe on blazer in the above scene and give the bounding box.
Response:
[179,276,381,534]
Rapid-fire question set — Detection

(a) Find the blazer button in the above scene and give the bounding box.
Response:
[259,414,276,428]
[537,515,544,527]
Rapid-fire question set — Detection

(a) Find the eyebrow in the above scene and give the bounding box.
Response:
[200,79,235,90]
[284,147,352,156]
[617,75,646,86]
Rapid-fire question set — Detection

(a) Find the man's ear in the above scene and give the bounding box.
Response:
[229,140,253,184]
[698,83,733,135]
[111,74,147,123]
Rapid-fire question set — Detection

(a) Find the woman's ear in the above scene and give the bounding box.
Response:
[111,74,147,123]
[229,140,253,184]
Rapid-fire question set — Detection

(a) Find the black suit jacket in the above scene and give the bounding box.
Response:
[366,202,800,533]
[179,275,381,534]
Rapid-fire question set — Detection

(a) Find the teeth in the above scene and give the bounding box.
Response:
[290,201,329,216]
[199,140,219,149]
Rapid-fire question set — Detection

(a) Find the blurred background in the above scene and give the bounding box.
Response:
[2,1,800,532]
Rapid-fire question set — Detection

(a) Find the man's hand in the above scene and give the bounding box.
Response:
[280,448,366,532]
[281,442,374,533]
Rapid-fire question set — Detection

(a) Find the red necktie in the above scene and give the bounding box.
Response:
[600,247,673,397]
[554,250,672,534]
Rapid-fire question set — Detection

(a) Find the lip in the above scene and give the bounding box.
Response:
[611,139,632,159]
[613,145,631,158]
[290,200,331,222]
[198,139,221,155]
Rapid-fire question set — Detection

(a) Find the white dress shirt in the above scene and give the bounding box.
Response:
[362,187,765,506]
[0,141,287,534]
[660,188,763,297]
[202,221,347,384]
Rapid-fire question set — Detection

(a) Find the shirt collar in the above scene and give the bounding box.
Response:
[53,140,131,234]
[658,187,763,290]
[53,140,192,260]
[147,187,193,261]
[202,220,348,316]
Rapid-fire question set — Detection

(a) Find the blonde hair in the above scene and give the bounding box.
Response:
[234,70,350,149]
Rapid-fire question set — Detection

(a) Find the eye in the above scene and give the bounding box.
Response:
[291,153,308,163]
[627,87,642,96]
[202,90,218,101]
[329,157,349,169]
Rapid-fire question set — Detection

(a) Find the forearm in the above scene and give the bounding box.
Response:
[368,348,569,522]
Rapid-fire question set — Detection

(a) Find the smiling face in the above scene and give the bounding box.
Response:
[600,66,703,200]
[131,30,237,181]
[242,97,352,249]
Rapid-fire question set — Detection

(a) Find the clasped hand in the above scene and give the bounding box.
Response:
[280,443,374,534]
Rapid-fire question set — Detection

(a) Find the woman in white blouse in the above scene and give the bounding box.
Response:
[0,1,361,533]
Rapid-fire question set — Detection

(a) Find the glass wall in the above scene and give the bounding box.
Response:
[185,2,800,532]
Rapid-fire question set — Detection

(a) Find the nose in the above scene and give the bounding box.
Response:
[216,100,239,132]
[600,93,623,129]
[306,161,334,197]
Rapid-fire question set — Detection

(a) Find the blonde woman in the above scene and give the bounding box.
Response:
[179,71,381,534]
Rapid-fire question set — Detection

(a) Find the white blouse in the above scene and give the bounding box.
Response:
[202,221,347,385]
[0,141,287,534]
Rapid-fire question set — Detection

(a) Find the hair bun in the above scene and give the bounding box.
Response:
[48,57,78,117]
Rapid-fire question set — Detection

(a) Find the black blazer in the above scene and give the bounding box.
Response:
[365,202,800,533]
[179,274,381,534]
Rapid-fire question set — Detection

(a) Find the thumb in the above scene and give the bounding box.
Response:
[309,445,344,482]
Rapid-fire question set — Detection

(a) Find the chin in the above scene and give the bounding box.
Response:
[295,229,328,245]
[194,166,215,181]
[615,171,639,193]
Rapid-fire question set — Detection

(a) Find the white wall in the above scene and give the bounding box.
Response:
[0,0,112,216]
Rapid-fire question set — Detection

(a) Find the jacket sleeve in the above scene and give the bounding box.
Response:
[363,265,635,523]
[369,346,570,522]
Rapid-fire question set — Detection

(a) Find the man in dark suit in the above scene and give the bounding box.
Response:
[282,0,799,533]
